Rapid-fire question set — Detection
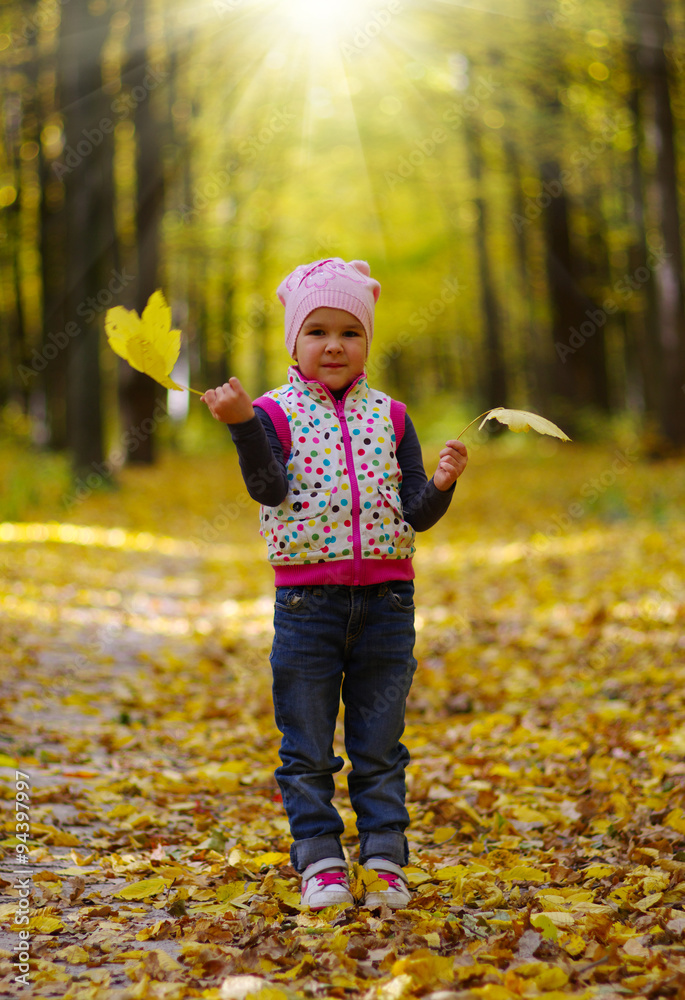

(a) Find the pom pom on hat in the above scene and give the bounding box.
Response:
[277,258,381,357]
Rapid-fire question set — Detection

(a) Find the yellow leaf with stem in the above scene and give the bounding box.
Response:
[105,289,204,395]
[458,407,571,441]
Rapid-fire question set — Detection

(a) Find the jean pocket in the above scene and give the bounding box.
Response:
[385,582,415,614]
[274,586,311,613]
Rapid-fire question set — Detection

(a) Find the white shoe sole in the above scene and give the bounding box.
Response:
[304,891,354,910]
[363,890,411,908]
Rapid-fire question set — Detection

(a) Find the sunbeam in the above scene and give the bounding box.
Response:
[276,0,381,39]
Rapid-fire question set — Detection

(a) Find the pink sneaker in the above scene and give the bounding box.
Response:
[300,858,353,910]
[363,858,411,908]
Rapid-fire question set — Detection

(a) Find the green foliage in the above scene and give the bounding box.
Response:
[0,406,72,521]
[1,0,684,457]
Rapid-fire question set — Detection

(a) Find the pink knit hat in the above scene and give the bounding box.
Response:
[277,258,381,358]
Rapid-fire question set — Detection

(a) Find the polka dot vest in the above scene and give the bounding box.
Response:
[257,367,416,575]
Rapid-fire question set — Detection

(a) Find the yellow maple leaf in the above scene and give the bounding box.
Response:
[508,804,550,825]
[665,807,685,834]
[432,825,457,844]
[56,944,90,963]
[531,910,574,929]
[499,865,548,882]
[634,891,663,911]
[216,881,249,903]
[521,965,569,990]
[105,289,202,395]
[270,878,301,908]
[434,865,467,881]
[392,950,454,985]
[114,876,171,899]
[250,851,291,868]
[30,822,81,847]
[559,932,587,957]
[662,882,685,905]
[404,867,435,887]
[26,910,64,933]
[582,864,616,880]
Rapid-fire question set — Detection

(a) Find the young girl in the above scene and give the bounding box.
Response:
[202,258,467,910]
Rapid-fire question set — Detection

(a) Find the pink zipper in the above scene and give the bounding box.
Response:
[296,370,365,586]
[335,395,362,585]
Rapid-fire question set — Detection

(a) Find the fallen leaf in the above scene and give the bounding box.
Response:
[114,877,172,900]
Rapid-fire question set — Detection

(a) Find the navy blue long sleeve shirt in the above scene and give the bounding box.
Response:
[227,407,455,532]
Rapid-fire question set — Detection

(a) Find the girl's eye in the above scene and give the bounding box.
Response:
[344,330,362,337]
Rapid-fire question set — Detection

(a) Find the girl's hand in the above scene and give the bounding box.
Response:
[433,439,468,491]
[201,377,255,424]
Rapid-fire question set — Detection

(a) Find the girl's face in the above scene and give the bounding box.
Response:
[293,307,367,392]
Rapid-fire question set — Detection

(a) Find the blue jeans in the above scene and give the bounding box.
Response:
[270,581,417,872]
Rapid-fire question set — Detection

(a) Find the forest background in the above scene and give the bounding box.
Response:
[2,2,685,997]
[1,0,685,496]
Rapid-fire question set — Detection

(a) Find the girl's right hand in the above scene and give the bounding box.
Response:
[201,377,255,424]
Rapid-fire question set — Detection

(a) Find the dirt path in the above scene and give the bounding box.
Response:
[2,519,685,998]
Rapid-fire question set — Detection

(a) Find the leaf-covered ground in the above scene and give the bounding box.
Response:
[1,437,685,1000]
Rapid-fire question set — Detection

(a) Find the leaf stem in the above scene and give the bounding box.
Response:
[175,384,205,396]
[457,409,494,439]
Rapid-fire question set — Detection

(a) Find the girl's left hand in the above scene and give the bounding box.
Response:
[433,439,468,491]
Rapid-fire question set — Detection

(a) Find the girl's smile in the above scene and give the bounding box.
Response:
[293,307,367,392]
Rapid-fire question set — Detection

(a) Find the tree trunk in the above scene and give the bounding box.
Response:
[252,228,273,397]
[504,135,546,409]
[118,0,166,464]
[631,0,685,448]
[2,60,28,409]
[39,47,69,448]
[466,125,507,408]
[8,185,27,405]
[59,0,116,477]
[542,159,609,425]
[581,186,613,409]
[626,81,661,418]
[218,278,233,387]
